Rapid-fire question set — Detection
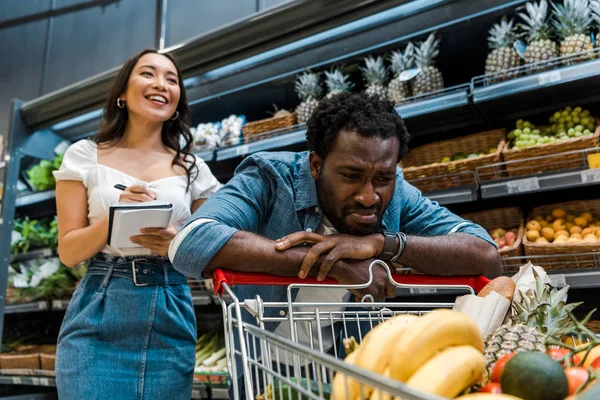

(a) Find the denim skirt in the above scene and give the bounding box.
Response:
[55,253,197,400]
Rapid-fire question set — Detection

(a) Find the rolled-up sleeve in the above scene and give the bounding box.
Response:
[170,159,273,278]
[400,180,496,248]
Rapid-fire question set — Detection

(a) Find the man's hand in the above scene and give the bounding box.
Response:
[331,258,396,302]
[275,232,383,280]
[130,226,178,256]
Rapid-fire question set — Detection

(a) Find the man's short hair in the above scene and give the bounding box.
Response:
[306,92,410,162]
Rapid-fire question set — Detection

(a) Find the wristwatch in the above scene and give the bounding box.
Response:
[377,229,397,261]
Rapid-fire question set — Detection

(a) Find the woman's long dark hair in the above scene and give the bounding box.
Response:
[95,48,197,191]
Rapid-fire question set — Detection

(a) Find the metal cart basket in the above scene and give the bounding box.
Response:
[213,260,490,400]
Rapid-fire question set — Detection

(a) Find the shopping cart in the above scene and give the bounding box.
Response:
[212,260,490,400]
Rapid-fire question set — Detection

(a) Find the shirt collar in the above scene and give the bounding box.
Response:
[294,152,319,211]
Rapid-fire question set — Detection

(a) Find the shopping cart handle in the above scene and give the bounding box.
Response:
[212,269,490,295]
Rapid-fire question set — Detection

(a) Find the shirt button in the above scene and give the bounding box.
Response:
[279,310,286,316]
[306,228,312,233]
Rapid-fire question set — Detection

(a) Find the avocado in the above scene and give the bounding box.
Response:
[501,352,569,400]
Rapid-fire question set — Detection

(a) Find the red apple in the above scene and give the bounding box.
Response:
[505,231,516,246]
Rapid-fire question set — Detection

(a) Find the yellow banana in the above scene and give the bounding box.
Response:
[354,314,418,398]
[456,394,523,399]
[389,309,484,382]
[368,367,392,400]
[405,345,486,398]
[332,350,359,400]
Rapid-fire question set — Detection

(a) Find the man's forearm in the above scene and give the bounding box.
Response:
[397,233,501,278]
[204,231,314,278]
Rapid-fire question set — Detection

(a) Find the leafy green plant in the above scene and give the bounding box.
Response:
[11,216,59,255]
[26,152,64,192]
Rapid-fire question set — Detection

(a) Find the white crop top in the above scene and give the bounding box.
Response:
[53,139,221,257]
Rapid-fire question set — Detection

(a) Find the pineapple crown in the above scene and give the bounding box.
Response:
[591,0,600,27]
[509,269,581,340]
[518,0,555,42]
[294,72,323,101]
[414,32,441,68]
[388,43,415,75]
[488,17,520,49]
[324,69,355,93]
[361,56,388,85]
[551,0,593,38]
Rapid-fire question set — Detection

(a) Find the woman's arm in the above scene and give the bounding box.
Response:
[56,180,109,267]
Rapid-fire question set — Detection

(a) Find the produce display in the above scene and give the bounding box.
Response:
[25,153,63,192]
[551,0,593,61]
[362,56,388,100]
[387,43,415,102]
[489,228,518,250]
[324,69,354,98]
[192,114,246,150]
[294,71,323,124]
[518,0,559,72]
[195,330,227,376]
[525,208,599,244]
[440,149,498,163]
[412,32,445,96]
[11,216,58,255]
[507,106,596,149]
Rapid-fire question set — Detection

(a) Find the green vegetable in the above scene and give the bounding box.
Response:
[26,152,64,192]
[11,216,59,255]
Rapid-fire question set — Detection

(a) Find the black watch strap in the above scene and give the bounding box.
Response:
[378,229,397,261]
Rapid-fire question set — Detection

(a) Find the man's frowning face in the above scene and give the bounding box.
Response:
[311,129,399,236]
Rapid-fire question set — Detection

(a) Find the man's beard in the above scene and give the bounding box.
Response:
[316,175,382,236]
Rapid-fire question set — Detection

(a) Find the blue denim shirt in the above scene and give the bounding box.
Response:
[171,151,494,328]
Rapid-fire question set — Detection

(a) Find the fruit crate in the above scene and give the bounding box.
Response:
[523,199,600,269]
[0,353,40,371]
[501,123,600,177]
[242,113,297,139]
[401,129,507,192]
[40,353,55,371]
[461,207,524,260]
[193,371,230,387]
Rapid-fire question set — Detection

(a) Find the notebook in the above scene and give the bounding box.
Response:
[107,200,174,248]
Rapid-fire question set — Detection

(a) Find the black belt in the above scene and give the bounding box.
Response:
[87,253,188,286]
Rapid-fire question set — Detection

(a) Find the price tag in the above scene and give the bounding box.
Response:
[38,301,47,310]
[549,274,567,288]
[39,377,50,386]
[191,390,202,398]
[409,288,438,294]
[581,169,600,183]
[538,70,561,85]
[31,377,40,386]
[507,177,540,194]
[235,144,249,156]
[12,377,22,384]
[588,153,600,169]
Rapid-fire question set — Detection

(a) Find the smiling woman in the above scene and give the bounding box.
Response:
[52,49,221,400]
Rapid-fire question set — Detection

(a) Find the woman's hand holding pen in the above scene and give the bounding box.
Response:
[114,184,173,256]
[116,184,156,203]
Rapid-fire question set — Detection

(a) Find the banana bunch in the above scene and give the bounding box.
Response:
[332,309,487,400]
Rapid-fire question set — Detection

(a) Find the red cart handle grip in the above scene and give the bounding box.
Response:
[212,269,490,296]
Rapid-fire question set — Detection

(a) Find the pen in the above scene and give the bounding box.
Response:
[114,184,127,191]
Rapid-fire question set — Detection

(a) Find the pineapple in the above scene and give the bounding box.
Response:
[294,72,323,124]
[361,56,388,100]
[551,0,594,63]
[485,17,522,82]
[591,0,600,27]
[483,270,581,374]
[387,43,415,103]
[324,69,354,98]
[518,0,559,72]
[412,32,444,96]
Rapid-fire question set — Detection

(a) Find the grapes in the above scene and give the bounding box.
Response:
[575,125,584,132]
[574,106,583,114]
[523,127,531,134]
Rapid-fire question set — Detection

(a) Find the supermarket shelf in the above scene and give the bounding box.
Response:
[396,85,470,120]
[192,383,228,399]
[5,301,49,314]
[423,186,478,206]
[472,51,600,121]
[10,248,55,264]
[0,374,56,387]
[196,150,215,162]
[192,292,213,306]
[217,126,306,161]
[50,299,70,311]
[15,191,56,208]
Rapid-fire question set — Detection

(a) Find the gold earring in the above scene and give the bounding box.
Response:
[117,98,125,109]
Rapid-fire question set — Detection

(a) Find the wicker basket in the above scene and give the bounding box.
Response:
[0,353,40,370]
[40,354,56,371]
[461,207,524,259]
[523,199,600,269]
[401,129,506,192]
[502,124,600,177]
[242,113,296,138]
